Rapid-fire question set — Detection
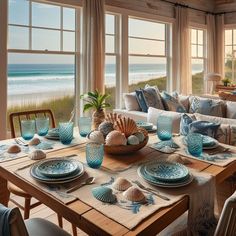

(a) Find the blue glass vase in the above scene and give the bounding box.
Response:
[59,122,74,145]
[86,143,104,169]
[187,133,203,157]
[21,120,35,140]
[36,117,49,136]
[157,115,173,141]
[78,117,92,137]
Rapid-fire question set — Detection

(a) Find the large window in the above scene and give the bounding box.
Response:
[191,28,206,94]
[8,0,79,134]
[225,29,236,82]
[128,17,168,92]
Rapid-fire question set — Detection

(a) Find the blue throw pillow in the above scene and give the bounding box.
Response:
[189,121,220,138]
[135,90,148,113]
[180,114,194,136]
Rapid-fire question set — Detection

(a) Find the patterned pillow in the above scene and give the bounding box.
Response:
[161,91,186,113]
[226,101,236,119]
[189,121,220,138]
[135,90,148,113]
[189,97,224,117]
[180,114,195,136]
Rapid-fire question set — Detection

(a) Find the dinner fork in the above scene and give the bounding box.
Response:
[132,180,170,201]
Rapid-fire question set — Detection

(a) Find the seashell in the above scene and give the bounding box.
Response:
[98,121,114,136]
[105,130,127,146]
[112,177,132,191]
[28,150,46,160]
[115,117,138,138]
[92,186,116,203]
[123,186,146,202]
[105,113,122,124]
[29,137,41,146]
[7,144,21,154]
[127,135,139,145]
[137,127,148,138]
[134,132,145,143]
[167,154,192,165]
[87,130,105,144]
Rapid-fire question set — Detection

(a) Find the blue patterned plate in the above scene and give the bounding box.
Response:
[37,159,78,177]
[138,165,193,188]
[183,135,218,149]
[136,121,153,130]
[144,161,189,183]
[48,128,59,137]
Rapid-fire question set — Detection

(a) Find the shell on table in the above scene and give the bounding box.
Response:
[7,144,21,154]
[127,135,139,145]
[98,121,114,136]
[29,137,41,146]
[123,186,146,202]
[105,130,127,146]
[105,113,122,124]
[112,177,132,191]
[87,130,105,144]
[137,127,148,138]
[92,186,116,203]
[167,154,192,165]
[28,150,46,160]
[134,132,145,143]
[115,117,138,138]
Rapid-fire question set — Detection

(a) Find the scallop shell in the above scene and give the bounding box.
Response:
[105,130,127,146]
[28,150,46,160]
[105,113,122,124]
[115,117,138,138]
[87,130,105,144]
[123,186,146,202]
[7,144,21,154]
[29,137,41,146]
[134,132,145,143]
[127,135,139,145]
[92,186,116,203]
[98,121,114,136]
[112,177,132,191]
[167,154,192,165]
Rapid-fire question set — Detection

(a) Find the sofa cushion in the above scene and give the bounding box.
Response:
[145,84,164,110]
[229,125,236,146]
[180,114,196,136]
[189,96,224,117]
[178,95,190,112]
[123,92,141,111]
[161,91,186,113]
[135,89,149,112]
[215,124,230,145]
[226,101,236,119]
[113,109,147,122]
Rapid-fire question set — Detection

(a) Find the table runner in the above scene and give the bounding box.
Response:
[150,136,236,167]
[15,154,215,232]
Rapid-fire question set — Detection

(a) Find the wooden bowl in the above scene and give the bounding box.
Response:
[104,136,149,155]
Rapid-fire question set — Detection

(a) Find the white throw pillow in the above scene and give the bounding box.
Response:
[123,93,141,111]
[226,101,236,119]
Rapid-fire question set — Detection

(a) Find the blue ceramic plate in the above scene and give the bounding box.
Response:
[144,161,189,183]
[31,159,84,184]
[37,159,78,177]
[138,165,193,188]
[136,121,153,130]
[183,135,219,149]
[47,128,59,137]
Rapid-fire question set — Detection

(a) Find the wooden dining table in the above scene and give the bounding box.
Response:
[0,134,236,236]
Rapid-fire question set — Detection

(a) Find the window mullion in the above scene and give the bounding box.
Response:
[29,1,32,50]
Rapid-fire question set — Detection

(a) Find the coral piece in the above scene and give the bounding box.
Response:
[7,144,21,154]
[115,117,138,138]
[123,186,146,202]
[112,177,132,191]
[28,150,46,160]
[92,186,116,203]
[105,113,122,124]
[134,132,145,143]
[87,130,105,144]
[105,130,127,146]
[29,137,41,146]
[127,135,139,145]
[98,121,114,136]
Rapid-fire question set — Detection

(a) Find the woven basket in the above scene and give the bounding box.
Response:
[219,91,236,102]
[104,136,149,155]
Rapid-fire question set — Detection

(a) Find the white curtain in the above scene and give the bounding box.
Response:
[81,0,105,94]
[173,6,191,95]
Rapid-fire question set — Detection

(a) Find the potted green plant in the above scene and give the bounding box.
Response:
[222,78,231,87]
[80,90,111,128]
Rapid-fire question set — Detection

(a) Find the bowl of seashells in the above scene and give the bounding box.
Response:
[86,113,149,155]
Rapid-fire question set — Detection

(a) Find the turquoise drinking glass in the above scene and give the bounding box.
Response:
[86,143,104,169]
[157,115,173,141]
[21,120,35,140]
[187,133,203,157]
[78,117,92,137]
[59,122,74,145]
[36,117,49,136]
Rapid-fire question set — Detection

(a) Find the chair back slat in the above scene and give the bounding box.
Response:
[214,191,236,236]
[9,109,56,138]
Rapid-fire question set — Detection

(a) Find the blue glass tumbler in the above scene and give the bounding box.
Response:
[59,122,74,145]
[86,143,104,169]
[157,115,173,141]
[187,133,203,157]
[36,117,49,136]
[78,117,92,137]
[21,120,35,140]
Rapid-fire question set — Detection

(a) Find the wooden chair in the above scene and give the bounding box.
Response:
[8,109,77,236]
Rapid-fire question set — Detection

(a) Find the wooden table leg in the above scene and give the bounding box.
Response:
[0,176,10,206]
